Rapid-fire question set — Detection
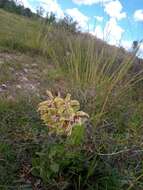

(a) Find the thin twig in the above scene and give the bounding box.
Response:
[97,149,143,156]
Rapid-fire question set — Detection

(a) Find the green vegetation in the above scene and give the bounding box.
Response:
[0,8,143,190]
[0,0,34,17]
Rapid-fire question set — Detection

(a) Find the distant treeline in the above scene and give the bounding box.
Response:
[0,0,36,17]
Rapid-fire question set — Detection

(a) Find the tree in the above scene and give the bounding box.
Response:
[132,40,138,52]
[46,12,56,24]
[36,6,44,17]
[23,8,33,17]
[58,15,79,33]
[0,0,6,8]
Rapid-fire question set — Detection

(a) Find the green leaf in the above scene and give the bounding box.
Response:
[50,163,59,173]
[67,124,85,145]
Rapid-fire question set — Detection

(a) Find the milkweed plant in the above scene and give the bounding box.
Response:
[38,90,89,136]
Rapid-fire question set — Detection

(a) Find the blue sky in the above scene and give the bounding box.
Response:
[21,0,143,55]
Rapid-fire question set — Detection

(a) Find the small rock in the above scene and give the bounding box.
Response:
[32,63,37,67]
[23,68,28,73]
[30,84,36,90]
[1,84,7,89]
[16,85,22,89]
[21,76,28,81]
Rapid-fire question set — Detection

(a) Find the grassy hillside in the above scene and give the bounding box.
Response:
[0,9,46,53]
[0,9,143,190]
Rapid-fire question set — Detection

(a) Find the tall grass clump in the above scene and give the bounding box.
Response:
[38,25,143,127]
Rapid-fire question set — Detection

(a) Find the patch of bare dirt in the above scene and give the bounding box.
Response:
[0,51,68,100]
[0,52,41,98]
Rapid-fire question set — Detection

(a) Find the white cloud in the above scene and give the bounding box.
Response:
[72,0,111,5]
[121,40,132,50]
[37,0,64,18]
[91,18,124,45]
[104,18,124,44]
[104,0,126,20]
[138,44,143,58]
[90,25,103,39]
[66,8,89,29]
[134,9,143,22]
[73,0,126,41]
[95,16,103,22]
[73,0,127,21]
